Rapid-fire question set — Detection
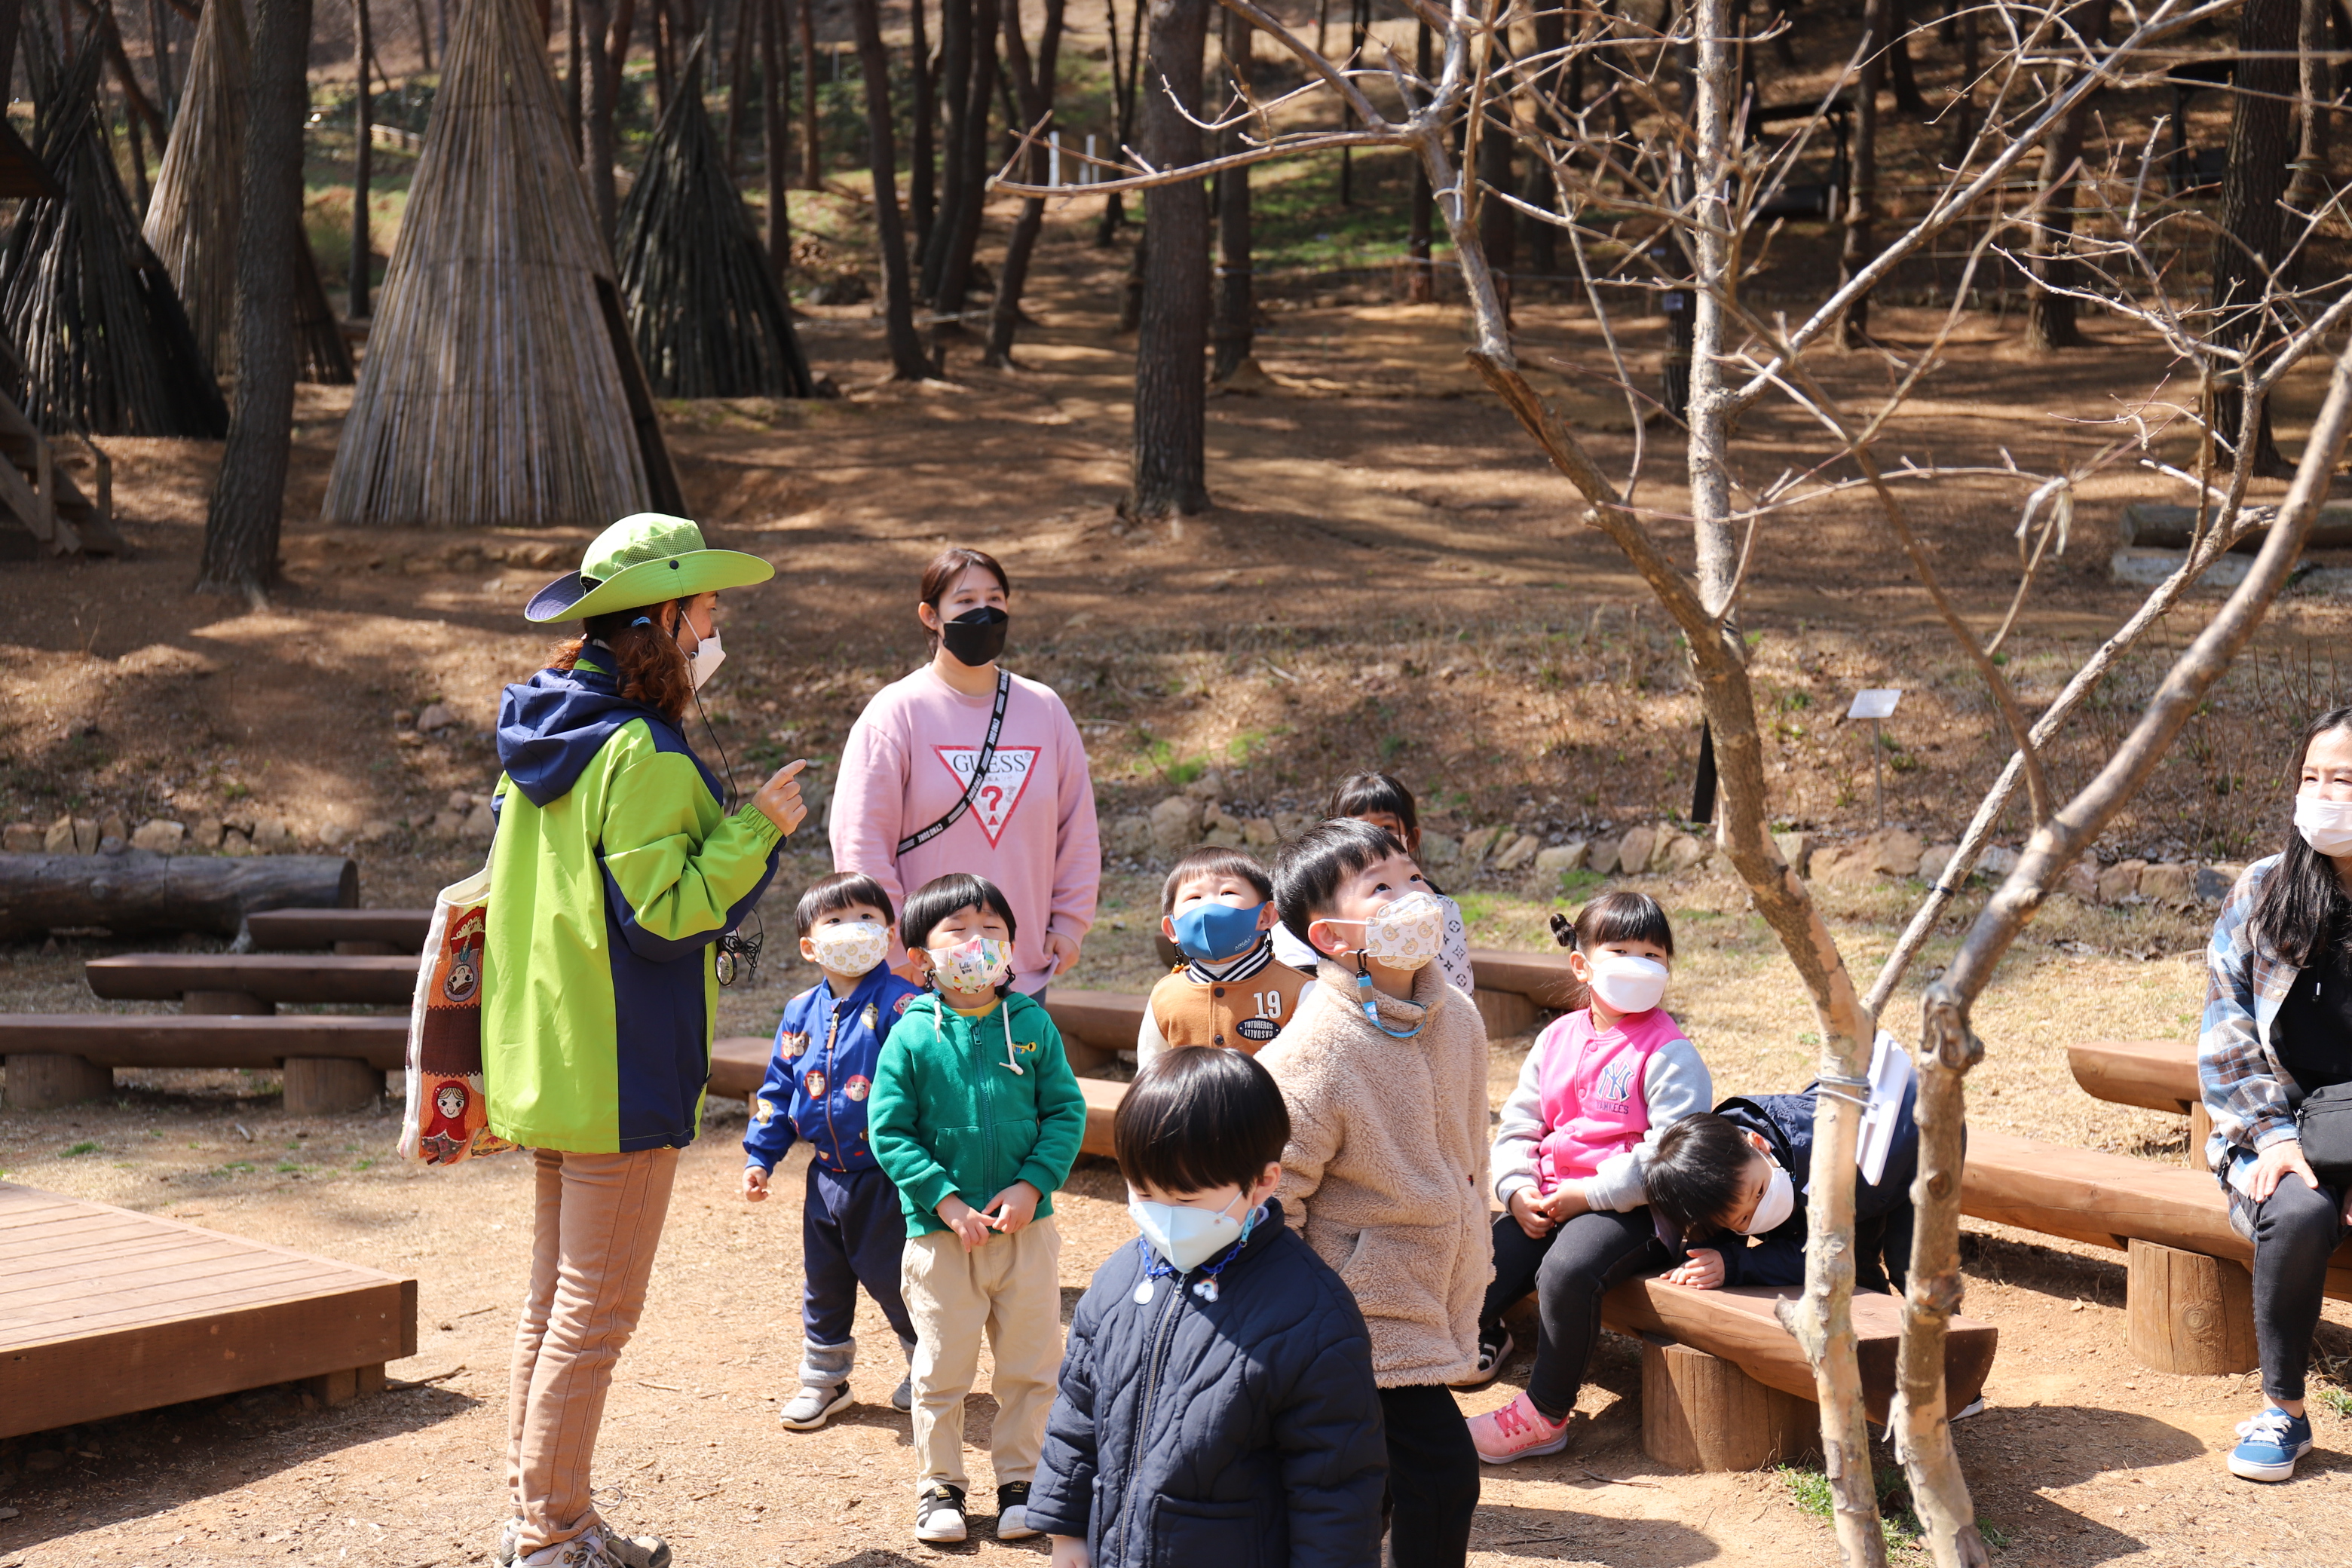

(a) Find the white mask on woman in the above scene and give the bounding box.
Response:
[2295,795,2352,857]
[1587,953,1669,1015]
[685,627,725,692]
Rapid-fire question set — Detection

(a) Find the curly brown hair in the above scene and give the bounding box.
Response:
[549,602,694,721]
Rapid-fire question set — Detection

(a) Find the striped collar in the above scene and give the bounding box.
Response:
[1184,937,1276,986]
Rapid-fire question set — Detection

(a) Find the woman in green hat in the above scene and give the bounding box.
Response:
[488,513,807,1568]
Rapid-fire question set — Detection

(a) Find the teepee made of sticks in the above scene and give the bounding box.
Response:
[142,0,355,384]
[0,34,228,437]
[324,0,678,528]
[615,38,813,399]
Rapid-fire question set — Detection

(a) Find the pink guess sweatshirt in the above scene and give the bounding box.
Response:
[828,665,1101,994]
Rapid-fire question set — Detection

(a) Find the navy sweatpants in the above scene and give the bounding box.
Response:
[804,1162,916,1347]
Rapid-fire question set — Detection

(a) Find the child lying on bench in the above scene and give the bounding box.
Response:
[1643,1080,1921,1294]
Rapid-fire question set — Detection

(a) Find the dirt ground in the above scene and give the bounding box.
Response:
[14,147,2352,1563]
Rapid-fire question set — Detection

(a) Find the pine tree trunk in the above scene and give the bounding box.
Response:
[849,0,930,378]
[1478,97,1516,326]
[580,0,619,236]
[984,0,1061,367]
[763,0,788,282]
[412,0,433,70]
[1839,0,1886,348]
[2283,0,2331,280]
[566,0,583,148]
[1524,0,1563,283]
[910,0,936,257]
[196,0,311,597]
[351,0,372,318]
[1095,0,1138,245]
[2211,0,2296,470]
[2023,0,2110,352]
[931,0,997,329]
[923,0,972,297]
[1404,14,1432,302]
[725,0,749,175]
[795,0,818,186]
[1208,0,1251,378]
[1125,0,1208,518]
[1887,0,1924,114]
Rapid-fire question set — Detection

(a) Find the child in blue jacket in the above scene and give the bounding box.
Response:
[743,871,926,1430]
[1030,1046,1386,1568]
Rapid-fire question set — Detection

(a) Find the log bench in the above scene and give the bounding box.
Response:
[2069,1037,2209,1152]
[0,1015,406,1114]
[1961,1127,2352,1374]
[87,953,416,1012]
[1596,1279,1998,1472]
[245,908,430,954]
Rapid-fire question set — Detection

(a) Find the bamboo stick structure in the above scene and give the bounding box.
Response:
[0,36,228,437]
[615,36,813,398]
[142,0,356,384]
[323,0,666,528]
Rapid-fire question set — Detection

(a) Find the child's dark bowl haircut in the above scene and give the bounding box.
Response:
[1325,771,1419,841]
[1645,1112,1756,1245]
[1159,846,1274,916]
[1271,817,1409,950]
[1113,1047,1293,1196]
[1549,889,1676,957]
[901,872,1021,953]
[794,871,896,938]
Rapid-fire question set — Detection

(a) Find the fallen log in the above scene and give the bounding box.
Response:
[0,852,357,941]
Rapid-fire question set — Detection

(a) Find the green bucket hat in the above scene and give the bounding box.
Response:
[524,513,774,623]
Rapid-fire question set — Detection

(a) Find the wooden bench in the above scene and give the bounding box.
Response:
[1595,1278,1997,1471]
[0,1015,407,1114]
[2069,1037,2208,1150]
[245,908,430,954]
[87,953,416,1010]
[1961,1127,2352,1374]
[0,1181,416,1437]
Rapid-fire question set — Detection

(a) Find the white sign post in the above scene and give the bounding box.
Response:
[1847,688,1903,828]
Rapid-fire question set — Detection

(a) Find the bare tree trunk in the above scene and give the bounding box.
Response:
[930,0,997,330]
[1404,14,1432,301]
[911,0,936,256]
[351,0,372,317]
[923,0,972,297]
[2211,0,2296,470]
[2283,0,2331,280]
[849,0,930,378]
[985,0,1061,366]
[411,0,432,69]
[145,0,173,122]
[580,0,618,236]
[1096,0,1139,243]
[1524,0,1564,283]
[1208,0,1253,379]
[196,0,311,597]
[1125,0,1209,517]
[2023,0,2110,351]
[763,0,788,283]
[1887,0,1924,114]
[1839,0,1886,348]
[725,0,749,175]
[795,0,819,185]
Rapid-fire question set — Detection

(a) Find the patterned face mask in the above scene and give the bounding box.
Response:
[1343,890,1446,972]
[808,920,889,977]
[928,934,1013,993]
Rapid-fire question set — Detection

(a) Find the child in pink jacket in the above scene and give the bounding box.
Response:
[1462,891,1712,1462]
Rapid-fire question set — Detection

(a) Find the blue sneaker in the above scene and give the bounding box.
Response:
[2228,1405,2314,1482]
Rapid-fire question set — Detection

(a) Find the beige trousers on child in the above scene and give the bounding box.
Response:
[507,1146,679,1557]
[902,1215,1064,1495]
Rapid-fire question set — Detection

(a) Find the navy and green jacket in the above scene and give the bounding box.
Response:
[743,968,926,1174]
[482,652,784,1153]
[869,990,1089,1238]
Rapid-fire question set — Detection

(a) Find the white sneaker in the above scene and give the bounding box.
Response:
[779,1381,853,1431]
[914,1483,967,1544]
[996,1481,1040,1539]
[516,1526,671,1567]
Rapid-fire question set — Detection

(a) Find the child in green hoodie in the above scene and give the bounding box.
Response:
[869,871,1089,1548]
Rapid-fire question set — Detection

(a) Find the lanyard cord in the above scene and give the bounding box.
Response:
[1353,957,1424,1038]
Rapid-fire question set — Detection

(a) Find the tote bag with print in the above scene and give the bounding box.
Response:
[397,863,519,1165]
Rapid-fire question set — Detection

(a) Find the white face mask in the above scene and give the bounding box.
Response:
[1129,1190,1251,1273]
[2295,795,2352,858]
[685,626,725,692]
[1735,1162,1796,1236]
[1327,890,1447,972]
[808,920,887,977]
[1587,953,1668,1015]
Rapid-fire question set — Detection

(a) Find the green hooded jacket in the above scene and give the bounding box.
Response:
[869,990,1089,1238]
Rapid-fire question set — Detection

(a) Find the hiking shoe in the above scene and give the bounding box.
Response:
[496,1516,521,1565]
[779,1381,853,1431]
[2228,1405,2314,1482]
[996,1481,1040,1540]
[893,1373,913,1412]
[1467,1390,1573,1464]
[516,1527,672,1568]
[914,1483,967,1545]
[1455,1326,1515,1388]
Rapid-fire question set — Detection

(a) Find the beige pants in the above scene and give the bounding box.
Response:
[902,1215,1064,1496]
[507,1146,679,1556]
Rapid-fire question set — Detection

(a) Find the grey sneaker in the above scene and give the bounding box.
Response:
[893,1373,913,1413]
[780,1380,853,1431]
[516,1527,672,1568]
[495,1515,521,1565]
[914,1482,967,1544]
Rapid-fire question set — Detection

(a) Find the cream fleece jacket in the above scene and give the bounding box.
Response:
[1257,956,1493,1389]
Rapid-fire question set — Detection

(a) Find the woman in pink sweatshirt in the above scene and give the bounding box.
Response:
[828,547,1101,996]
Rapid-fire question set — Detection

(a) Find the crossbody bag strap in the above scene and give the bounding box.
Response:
[895,669,1011,856]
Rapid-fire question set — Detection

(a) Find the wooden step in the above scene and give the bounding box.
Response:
[87,954,415,1006]
[0,1013,409,1068]
[246,908,433,951]
[2069,1038,2197,1112]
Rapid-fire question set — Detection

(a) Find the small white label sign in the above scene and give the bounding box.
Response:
[1848,688,1903,721]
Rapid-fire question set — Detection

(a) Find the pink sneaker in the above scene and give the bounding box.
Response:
[1466,1391,1572,1463]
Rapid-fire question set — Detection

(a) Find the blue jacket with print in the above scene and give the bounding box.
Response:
[743,968,926,1174]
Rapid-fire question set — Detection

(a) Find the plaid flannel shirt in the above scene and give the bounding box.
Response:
[2200,855,2304,1197]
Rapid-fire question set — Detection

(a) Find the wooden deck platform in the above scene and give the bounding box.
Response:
[0,1182,417,1438]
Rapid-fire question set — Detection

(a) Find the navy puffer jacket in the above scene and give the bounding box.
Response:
[1027,1198,1387,1568]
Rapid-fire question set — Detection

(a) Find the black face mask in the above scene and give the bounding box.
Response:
[939,605,1009,668]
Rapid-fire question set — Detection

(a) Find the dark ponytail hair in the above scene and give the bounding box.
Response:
[2249,704,2352,966]
[550,601,694,722]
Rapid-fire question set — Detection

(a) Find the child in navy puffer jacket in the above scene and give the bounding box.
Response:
[742,873,925,1430]
[1029,1047,1386,1568]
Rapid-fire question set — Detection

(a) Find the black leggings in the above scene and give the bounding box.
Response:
[2244,1171,2348,1404]
[1479,1206,1670,1423]
[1378,1383,1481,1568]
